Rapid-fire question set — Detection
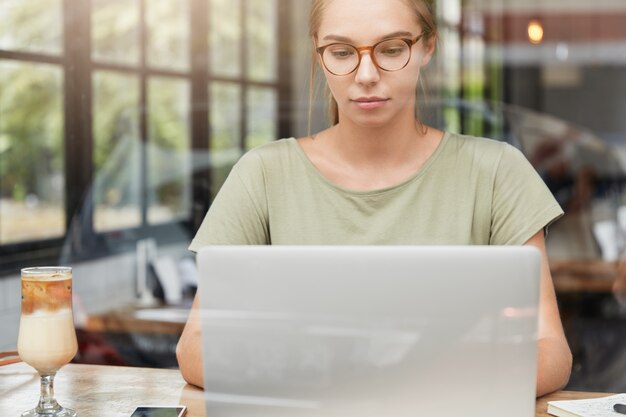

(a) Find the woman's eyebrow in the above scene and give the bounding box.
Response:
[322,31,415,43]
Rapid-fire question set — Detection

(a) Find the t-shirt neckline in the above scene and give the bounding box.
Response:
[289,131,451,196]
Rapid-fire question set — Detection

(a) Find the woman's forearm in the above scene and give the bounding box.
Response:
[536,336,572,397]
[176,295,205,388]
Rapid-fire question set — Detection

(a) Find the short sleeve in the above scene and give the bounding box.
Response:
[188,152,270,251]
[490,144,564,245]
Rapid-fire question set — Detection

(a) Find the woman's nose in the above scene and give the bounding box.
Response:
[354,52,380,85]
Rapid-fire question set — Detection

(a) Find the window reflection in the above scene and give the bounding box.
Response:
[210,82,242,200]
[146,0,190,71]
[427,2,626,392]
[246,0,278,82]
[209,0,242,78]
[246,87,277,150]
[0,0,63,55]
[91,0,140,65]
[147,77,191,225]
[211,82,241,152]
[0,61,64,244]
[0,0,281,372]
[1,0,624,395]
[92,71,141,232]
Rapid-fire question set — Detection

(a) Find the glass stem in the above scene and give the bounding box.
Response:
[36,372,62,413]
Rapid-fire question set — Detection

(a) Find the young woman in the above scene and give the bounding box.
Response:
[177,0,572,396]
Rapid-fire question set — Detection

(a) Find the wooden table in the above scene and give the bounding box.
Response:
[550,259,618,293]
[0,362,612,417]
[0,362,203,417]
[84,306,189,335]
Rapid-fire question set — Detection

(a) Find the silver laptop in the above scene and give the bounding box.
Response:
[197,246,540,417]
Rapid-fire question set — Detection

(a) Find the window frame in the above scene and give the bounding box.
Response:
[0,0,291,275]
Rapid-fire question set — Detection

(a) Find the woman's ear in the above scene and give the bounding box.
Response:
[419,36,436,67]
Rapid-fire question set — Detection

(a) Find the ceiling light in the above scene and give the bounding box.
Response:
[527,19,544,45]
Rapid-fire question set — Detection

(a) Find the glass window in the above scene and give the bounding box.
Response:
[146,0,190,71]
[92,71,141,232]
[91,0,140,65]
[210,81,242,199]
[0,61,64,244]
[246,0,278,82]
[0,0,282,271]
[0,0,63,55]
[246,86,277,150]
[210,82,241,152]
[147,77,191,225]
[209,0,242,78]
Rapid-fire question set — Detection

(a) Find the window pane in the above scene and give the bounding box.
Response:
[210,82,241,151]
[92,71,141,232]
[209,0,241,77]
[0,61,64,244]
[147,77,191,225]
[246,0,278,82]
[210,82,242,199]
[0,0,63,55]
[246,87,277,150]
[91,0,140,65]
[146,0,190,71]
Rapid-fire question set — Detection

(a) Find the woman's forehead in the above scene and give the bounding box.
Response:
[317,0,420,42]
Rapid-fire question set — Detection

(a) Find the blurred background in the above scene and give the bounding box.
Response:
[0,0,625,392]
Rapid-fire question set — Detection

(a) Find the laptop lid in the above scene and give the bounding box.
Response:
[197,245,540,417]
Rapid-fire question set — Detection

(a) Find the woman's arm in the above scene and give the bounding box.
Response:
[177,231,572,392]
[176,294,204,387]
[525,230,573,397]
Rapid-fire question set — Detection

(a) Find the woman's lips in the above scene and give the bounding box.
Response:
[352,97,389,110]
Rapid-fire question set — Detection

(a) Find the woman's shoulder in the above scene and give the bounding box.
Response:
[443,131,521,163]
[445,131,509,151]
[219,139,299,194]
[231,138,301,176]
[437,132,532,178]
[240,137,296,159]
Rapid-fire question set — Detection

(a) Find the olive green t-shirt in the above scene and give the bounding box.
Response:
[189,132,563,250]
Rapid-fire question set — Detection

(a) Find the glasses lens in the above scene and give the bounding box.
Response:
[322,43,359,75]
[374,39,410,71]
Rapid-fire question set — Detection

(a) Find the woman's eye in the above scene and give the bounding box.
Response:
[381,47,403,56]
[330,49,354,59]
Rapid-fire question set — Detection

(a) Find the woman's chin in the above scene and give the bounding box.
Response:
[341,111,394,129]
[352,113,409,130]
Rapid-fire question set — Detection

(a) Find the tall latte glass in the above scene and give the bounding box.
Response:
[18,267,78,417]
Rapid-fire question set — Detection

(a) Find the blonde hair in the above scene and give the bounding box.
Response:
[307,0,438,133]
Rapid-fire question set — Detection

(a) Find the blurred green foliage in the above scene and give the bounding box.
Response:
[0,0,62,54]
[92,0,140,65]
[148,77,190,217]
[0,0,278,221]
[0,62,63,202]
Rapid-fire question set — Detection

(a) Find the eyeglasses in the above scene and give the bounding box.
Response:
[316,34,424,76]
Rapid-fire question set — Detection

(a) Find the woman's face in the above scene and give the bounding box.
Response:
[316,0,434,128]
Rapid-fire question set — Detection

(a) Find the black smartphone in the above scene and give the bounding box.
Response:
[129,406,187,417]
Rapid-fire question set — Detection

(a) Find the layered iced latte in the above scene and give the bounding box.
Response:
[18,267,77,417]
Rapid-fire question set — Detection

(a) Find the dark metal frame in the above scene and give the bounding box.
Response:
[0,0,291,275]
